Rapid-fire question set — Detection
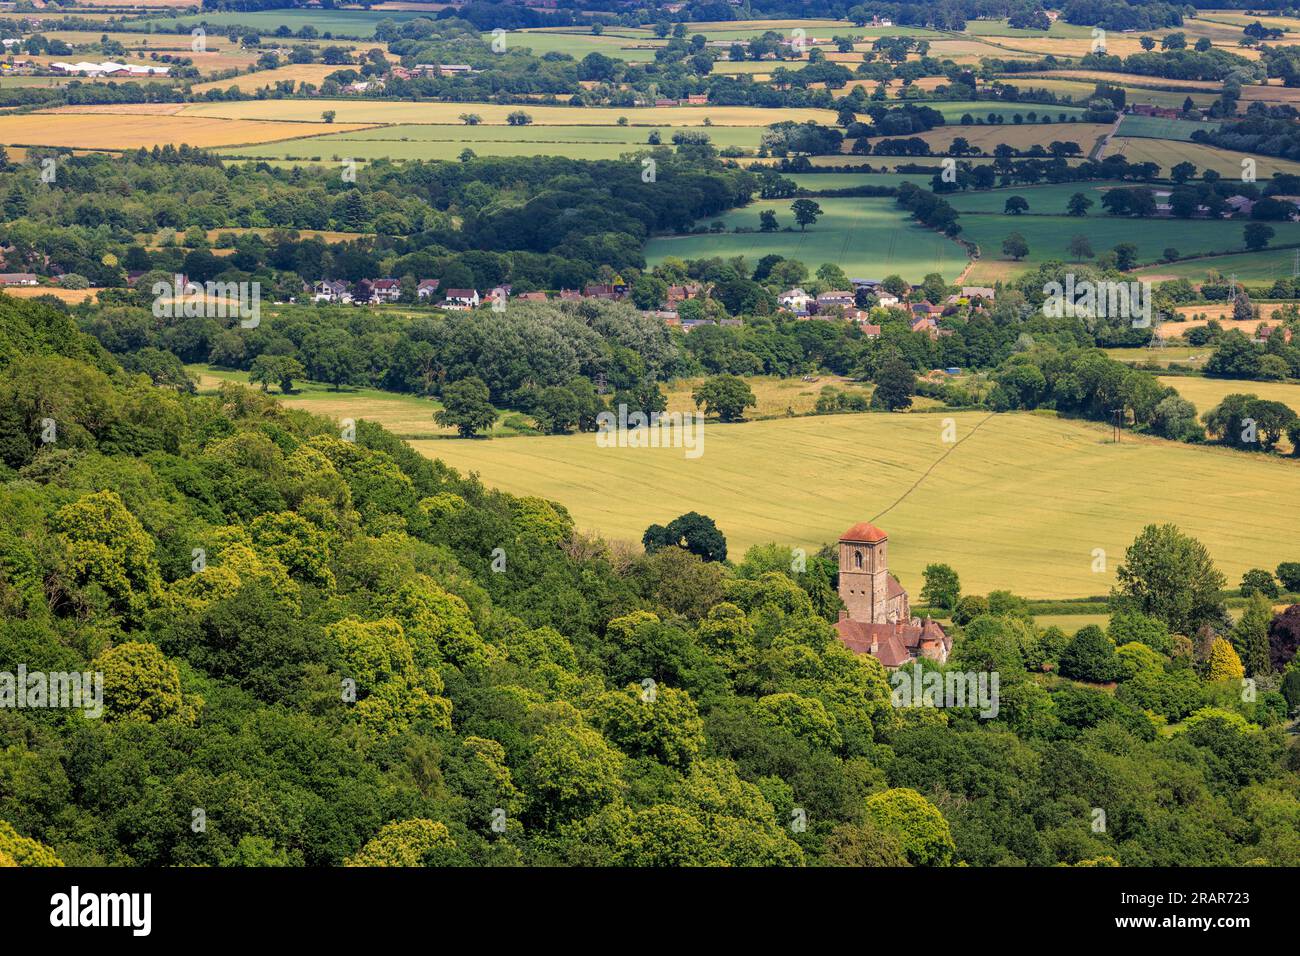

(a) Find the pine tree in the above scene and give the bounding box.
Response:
[1233,592,1274,676]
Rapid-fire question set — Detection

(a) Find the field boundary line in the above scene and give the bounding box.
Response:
[870,412,996,524]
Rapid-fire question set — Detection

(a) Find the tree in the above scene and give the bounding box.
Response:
[345,819,460,867]
[459,113,482,125]
[863,788,955,866]
[435,376,498,437]
[249,354,305,393]
[321,110,336,123]
[1240,568,1279,598]
[1067,192,1093,217]
[759,209,779,232]
[1059,625,1118,682]
[921,563,960,610]
[1171,161,1196,184]
[1114,524,1226,636]
[98,641,191,723]
[692,374,756,422]
[1206,636,1245,681]
[1004,196,1029,215]
[1276,563,1300,593]
[643,512,727,563]
[1232,592,1273,675]
[1001,232,1029,261]
[1113,242,1139,271]
[506,110,533,126]
[1067,235,1094,261]
[522,723,623,825]
[871,354,915,411]
[791,198,823,231]
[1244,222,1274,251]
[1140,36,1156,51]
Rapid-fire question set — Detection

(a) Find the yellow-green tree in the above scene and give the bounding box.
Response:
[864,788,956,866]
[98,641,197,724]
[53,489,162,623]
[0,820,62,866]
[589,682,705,769]
[1206,637,1245,682]
[345,819,459,867]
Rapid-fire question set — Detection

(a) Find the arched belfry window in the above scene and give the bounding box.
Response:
[854,549,863,570]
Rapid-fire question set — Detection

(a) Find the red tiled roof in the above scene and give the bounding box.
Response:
[834,618,951,668]
[840,521,887,543]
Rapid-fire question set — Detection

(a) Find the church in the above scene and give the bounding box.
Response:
[833,522,951,668]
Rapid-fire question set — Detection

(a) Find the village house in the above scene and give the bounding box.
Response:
[1256,324,1293,345]
[515,291,548,302]
[665,283,704,306]
[1224,195,1255,217]
[583,282,625,300]
[778,288,811,311]
[442,289,480,310]
[312,280,352,304]
[369,278,402,303]
[832,522,950,668]
[960,286,995,302]
[816,290,855,309]
[0,272,39,286]
[416,279,440,299]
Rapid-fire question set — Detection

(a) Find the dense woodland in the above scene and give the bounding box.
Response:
[2,292,1299,868]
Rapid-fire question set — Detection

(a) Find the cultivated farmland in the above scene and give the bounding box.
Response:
[645,197,968,283]
[406,410,1300,599]
[0,113,372,150]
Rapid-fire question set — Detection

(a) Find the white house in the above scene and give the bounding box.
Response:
[778,288,811,311]
[442,289,480,310]
[312,279,351,304]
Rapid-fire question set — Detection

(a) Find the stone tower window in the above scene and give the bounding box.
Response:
[854,549,863,570]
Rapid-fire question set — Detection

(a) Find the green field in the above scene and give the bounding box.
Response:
[945,181,1130,215]
[646,197,967,282]
[1104,346,1210,370]
[188,364,463,439]
[1135,247,1300,284]
[405,410,1300,599]
[225,122,763,162]
[921,101,1088,122]
[961,213,1300,281]
[489,30,659,61]
[151,9,432,38]
[787,172,933,191]
[1116,114,1221,142]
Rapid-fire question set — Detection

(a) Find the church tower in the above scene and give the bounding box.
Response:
[838,522,889,624]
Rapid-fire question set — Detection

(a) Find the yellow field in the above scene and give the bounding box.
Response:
[1159,375,1300,420]
[0,113,373,150]
[190,65,343,94]
[1171,304,1295,325]
[1108,138,1300,177]
[178,99,839,126]
[1015,70,1218,91]
[0,286,102,304]
[903,122,1112,154]
[407,410,1300,599]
